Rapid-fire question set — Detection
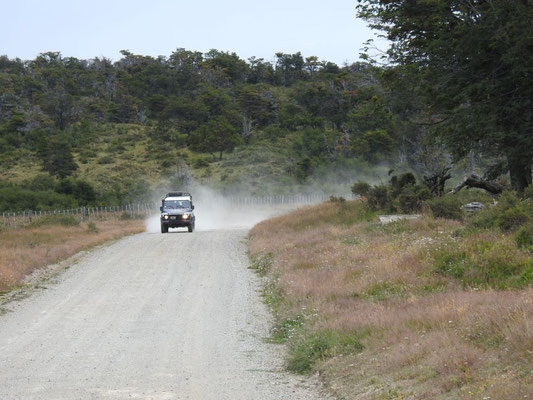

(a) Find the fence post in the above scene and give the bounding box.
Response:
[82,207,86,222]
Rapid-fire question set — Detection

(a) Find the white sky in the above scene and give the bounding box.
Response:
[0,0,387,65]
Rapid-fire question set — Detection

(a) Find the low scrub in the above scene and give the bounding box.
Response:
[433,234,533,289]
[353,172,431,213]
[287,330,364,374]
[471,191,533,231]
[425,196,463,220]
[248,198,533,399]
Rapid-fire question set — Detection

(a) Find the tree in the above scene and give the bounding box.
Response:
[190,116,241,160]
[38,135,78,178]
[357,0,533,191]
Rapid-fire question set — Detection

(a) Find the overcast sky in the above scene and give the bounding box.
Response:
[1,0,387,65]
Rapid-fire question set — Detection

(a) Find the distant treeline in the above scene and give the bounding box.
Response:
[2,0,532,209]
[0,49,414,181]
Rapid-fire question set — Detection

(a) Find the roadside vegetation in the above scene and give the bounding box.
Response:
[248,190,533,399]
[0,216,144,292]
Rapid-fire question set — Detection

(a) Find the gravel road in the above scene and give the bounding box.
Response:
[0,224,327,399]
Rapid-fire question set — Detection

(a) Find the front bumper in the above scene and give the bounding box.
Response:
[161,215,193,227]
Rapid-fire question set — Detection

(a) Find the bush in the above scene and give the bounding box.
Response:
[471,192,532,231]
[86,221,99,233]
[329,195,346,203]
[523,185,533,200]
[425,196,463,220]
[367,184,390,211]
[397,185,431,213]
[287,330,364,374]
[192,157,210,168]
[433,238,533,289]
[355,173,431,213]
[31,214,79,227]
[97,155,114,164]
[351,181,370,196]
[515,223,533,250]
[496,207,530,232]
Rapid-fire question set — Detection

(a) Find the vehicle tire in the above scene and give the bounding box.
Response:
[161,224,168,233]
[188,223,194,233]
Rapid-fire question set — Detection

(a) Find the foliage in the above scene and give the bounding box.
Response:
[515,223,533,251]
[351,181,370,196]
[471,192,532,232]
[433,238,533,289]
[357,0,533,191]
[358,172,431,213]
[30,214,79,227]
[86,221,99,233]
[425,196,463,221]
[287,330,364,374]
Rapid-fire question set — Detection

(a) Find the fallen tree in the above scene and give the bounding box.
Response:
[450,174,505,195]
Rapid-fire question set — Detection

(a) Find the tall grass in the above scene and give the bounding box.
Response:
[248,199,533,399]
[0,220,144,292]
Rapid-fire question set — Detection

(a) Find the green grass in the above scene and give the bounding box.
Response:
[363,281,407,301]
[287,329,365,374]
[432,238,533,289]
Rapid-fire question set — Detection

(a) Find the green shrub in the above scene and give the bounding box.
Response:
[249,253,273,276]
[269,314,305,344]
[287,330,364,373]
[31,214,79,227]
[367,184,390,211]
[425,196,463,220]
[471,192,532,231]
[192,157,210,168]
[357,173,431,213]
[86,221,99,233]
[515,223,533,250]
[397,185,431,213]
[496,206,530,232]
[351,181,371,196]
[433,239,533,289]
[523,185,533,200]
[329,195,346,203]
[97,155,114,164]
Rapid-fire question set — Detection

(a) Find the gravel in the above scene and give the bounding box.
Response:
[0,226,329,399]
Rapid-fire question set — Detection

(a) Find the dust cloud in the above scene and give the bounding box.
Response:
[145,185,300,233]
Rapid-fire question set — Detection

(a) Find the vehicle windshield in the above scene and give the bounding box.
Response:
[163,200,191,209]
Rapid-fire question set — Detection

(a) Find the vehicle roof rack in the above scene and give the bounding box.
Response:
[165,192,192,198]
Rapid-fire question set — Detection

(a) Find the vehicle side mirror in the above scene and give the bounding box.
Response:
[159,206,163,212]
[191,205,195,210]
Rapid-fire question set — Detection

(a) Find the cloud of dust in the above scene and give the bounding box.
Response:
[144,185,300,233]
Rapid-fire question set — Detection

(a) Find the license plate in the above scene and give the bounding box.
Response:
[170,216,176,220]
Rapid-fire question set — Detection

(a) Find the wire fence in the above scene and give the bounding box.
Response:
[1,193,358,230]
[1,203,157,230]
[225,193,358,206]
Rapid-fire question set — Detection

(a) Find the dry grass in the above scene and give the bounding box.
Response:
[0,220,144,291]
[249,200,533,399]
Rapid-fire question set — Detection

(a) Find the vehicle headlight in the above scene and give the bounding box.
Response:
[162,214,169,220]
[182,214,190,220]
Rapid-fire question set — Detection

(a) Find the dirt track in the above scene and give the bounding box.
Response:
[0,224,327,399]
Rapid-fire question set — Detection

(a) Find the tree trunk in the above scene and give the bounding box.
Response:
[451,174,505,195]
[508,156,532,192]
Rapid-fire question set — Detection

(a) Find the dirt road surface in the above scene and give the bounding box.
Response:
[0,213,328,399]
